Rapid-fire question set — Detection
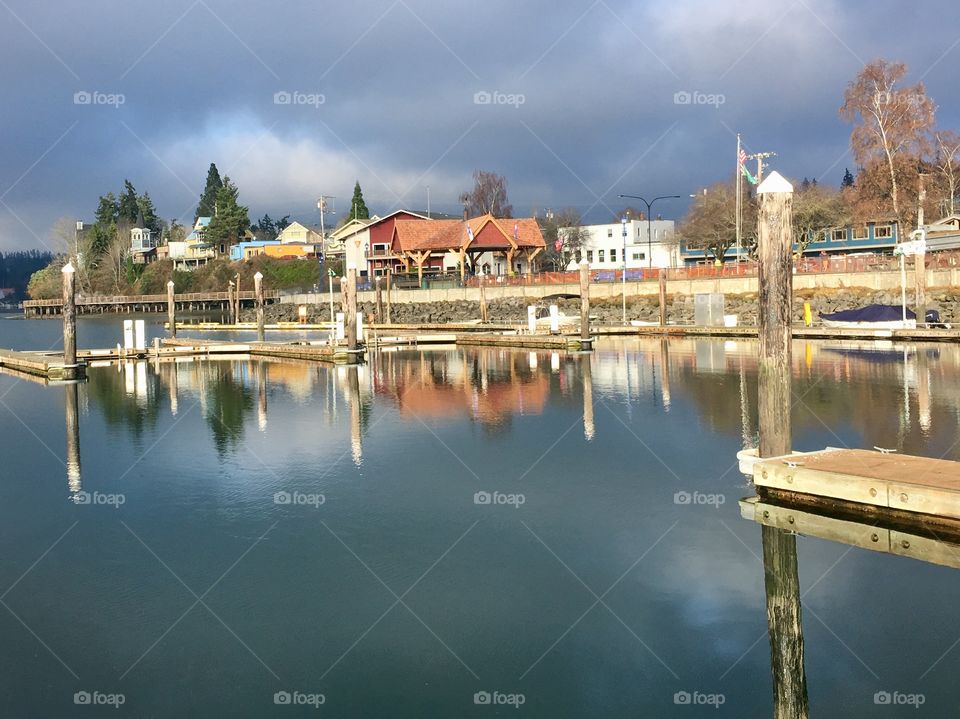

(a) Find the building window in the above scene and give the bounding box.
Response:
[598,250,605,263]
[632,252,644,261]
[874,225,892,239]
[610,249,617,263]
[607,228,613,238]
[852,226,868,240]
[812,231,826,243]
[586,250,593,263]
[637,227,641,237]
[833,228,848,241]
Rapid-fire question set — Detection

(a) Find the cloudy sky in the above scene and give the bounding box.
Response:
[0,0,957,251]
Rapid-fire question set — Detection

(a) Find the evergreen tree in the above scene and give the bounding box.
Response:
[205,177,249,247]
[94,192,119,226]
[347,181,370,220]
[841,167,855,188]
[196,163,223,219]
[136,192,162,235]
[252,213,276,240]
[117,180,140,224]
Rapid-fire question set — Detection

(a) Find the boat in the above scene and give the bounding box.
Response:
[819,304,943,330]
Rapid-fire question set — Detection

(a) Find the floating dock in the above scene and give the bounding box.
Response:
[454,333,592,351]
[750,447,960,521]
[0,348,85,380]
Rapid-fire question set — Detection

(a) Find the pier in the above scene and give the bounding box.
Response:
[22,290,280,317]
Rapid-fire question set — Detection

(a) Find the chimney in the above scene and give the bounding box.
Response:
[463,206,469,221]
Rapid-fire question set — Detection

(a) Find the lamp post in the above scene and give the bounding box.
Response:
[621,217,628,324]
[618,194,681,268]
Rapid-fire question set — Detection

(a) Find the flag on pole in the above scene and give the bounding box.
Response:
[738,147,757,185]
[513,221,519,241]
[467,225,474,243]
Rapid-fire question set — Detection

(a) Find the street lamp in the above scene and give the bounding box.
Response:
[618,194,682,268]
[621,217,628,324]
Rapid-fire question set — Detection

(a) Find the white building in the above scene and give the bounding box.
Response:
[563,219,678,270]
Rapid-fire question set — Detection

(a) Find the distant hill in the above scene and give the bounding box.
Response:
[0,250,53,300]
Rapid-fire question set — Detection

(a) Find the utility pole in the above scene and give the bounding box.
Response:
[317,195,336,245]
[751,151,777,185]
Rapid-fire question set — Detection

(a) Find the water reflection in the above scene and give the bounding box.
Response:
[65,383,81,493]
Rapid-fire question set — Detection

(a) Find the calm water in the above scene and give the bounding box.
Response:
[1,316,960,716]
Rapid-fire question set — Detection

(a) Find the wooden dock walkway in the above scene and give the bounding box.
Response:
[23,290,280,317]
[751,447,960,520]
[0,348,85,380]
[454,333,591,350]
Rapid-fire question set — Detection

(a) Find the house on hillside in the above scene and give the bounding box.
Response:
[161,217,216,270]
[130,212,157,265]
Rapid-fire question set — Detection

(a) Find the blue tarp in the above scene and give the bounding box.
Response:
[820,304,941,323]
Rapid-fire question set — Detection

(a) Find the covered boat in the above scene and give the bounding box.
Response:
[819,304,941,329]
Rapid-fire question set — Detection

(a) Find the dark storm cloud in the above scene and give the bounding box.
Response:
[0,0,957,250]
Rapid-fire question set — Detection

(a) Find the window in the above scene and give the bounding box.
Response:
[874,225,892,239]
[632,252,644,261]
[607,228,613,238]
[833,228,848,241]
[610,249,617,263]
[586,250,594,263]
[598,250,605,263]
[812,231,826,243]
[852,226,868,240]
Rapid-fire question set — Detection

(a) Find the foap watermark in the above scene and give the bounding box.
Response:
[71,491,125,508]
[674,490,725,508]
[473,90,525,108]
[673,90,725,108]
[274,491,325,508]
[273,690,325,708]
[474,690,525,708]
[874,690,925,709]
[73,91,125,108]
[474,490,525,509]
[674,690,725,709]
[74,690,125,708]
[273,90,325,108]
[875,91,928,109]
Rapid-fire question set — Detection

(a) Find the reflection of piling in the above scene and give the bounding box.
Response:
[227,281,235,324]
[167,280,176,338]
[257,361,268,431]
[581,353,594,440]
[579,262,590,341]
[65,383,81,493]
[346,264,358,353]
[757,171,808,719]
[254,271,265,342]
[917,349,931,432]
[62,262,78,379]
[348,366,362,465]
[658,270,667,326]
[659,339,671,411]
[480,275,489,323]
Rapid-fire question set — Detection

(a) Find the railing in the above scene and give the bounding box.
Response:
[23,290,281,308]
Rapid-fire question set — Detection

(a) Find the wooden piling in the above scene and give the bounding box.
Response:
[479,274,488,324]
[62,262,77,379]
[579,261,590,341]
[658,269,667,327]
[756,170,808,719]
[915,251,926,324]
[227,281,235,324]
[375,277,383,323]
[234,274,241,322]
[346,264,358,353]
[254,271,265,342]
[385,269,392,323]
[167,280,176,338]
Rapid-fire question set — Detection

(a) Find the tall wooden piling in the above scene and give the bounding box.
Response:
[167,280,176,337]
[579,261,590,341]
[756,170,808,719]
[658,270,667,326]
[375,277,383,323]
[65,383,81,493]
[479,274,488,323]
[234,274,241,322]
[346,263,358,353]
[227,281,235,324]
[254,271,265,342]
[915,250,927,324]
[62,262,77,378]
[385,268,392,323]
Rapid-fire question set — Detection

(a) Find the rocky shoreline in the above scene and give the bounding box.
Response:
[243,288,960,326]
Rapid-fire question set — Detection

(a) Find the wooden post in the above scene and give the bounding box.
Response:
[254,271,265,342]
[658,269,667,327]
[346,263,358,354]
[915,250,926,324]
[756,171,794,459]
[385,269,392,323]
[479,274,488,323]
[167,280,176,337]
[579,261,590,341]
[62,262,77,378]
[234,274,241,322]
[65,383,81,493]
[756,170,808,719]
[375,276,383,323]
[227,281,235,325]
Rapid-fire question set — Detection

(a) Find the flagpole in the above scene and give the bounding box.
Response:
[735,134,742,263]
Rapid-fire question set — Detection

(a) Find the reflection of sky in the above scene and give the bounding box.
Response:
[1,332,960,715]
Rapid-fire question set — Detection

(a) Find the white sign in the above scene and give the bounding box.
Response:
[527,306,537,334]
[896,239,926,256]
[549,305,560,333]
[123,320,134,350]
[356,312,364,342]
[335,312,345,340]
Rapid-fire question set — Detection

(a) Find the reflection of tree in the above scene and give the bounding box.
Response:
[205,364,253,454]
[86,365,161,439]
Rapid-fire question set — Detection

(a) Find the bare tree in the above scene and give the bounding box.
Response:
[459,170,512,218]
[934,130,960,217]
[839,59,935,223]
[678,180,756,263]
[539,208,588,270]
[792,184,850,254]
[48,217,95,294]
[103,221,133,294]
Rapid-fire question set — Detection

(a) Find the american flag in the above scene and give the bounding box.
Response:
[738,148,748,168]
[513,221,519,241]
